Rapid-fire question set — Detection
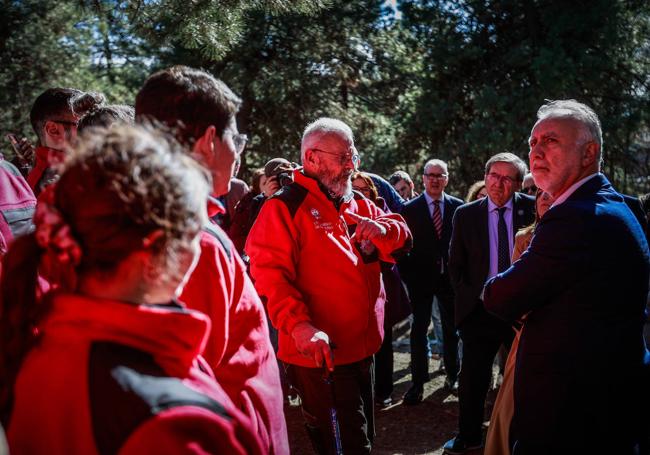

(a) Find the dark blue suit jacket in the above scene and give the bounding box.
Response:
[367,173,405,214]
[398,192,464,295]
[448,192,536,327]
[484,174,650,451]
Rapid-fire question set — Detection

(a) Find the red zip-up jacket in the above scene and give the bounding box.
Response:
[26,146,64,196]
[179,199,288,454]
[8,293,264,455]
[246,170,412,367]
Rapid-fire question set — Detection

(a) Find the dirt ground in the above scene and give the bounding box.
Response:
[284,325,499,455]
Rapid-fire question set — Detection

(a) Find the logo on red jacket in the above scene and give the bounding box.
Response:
[310,207,334,231]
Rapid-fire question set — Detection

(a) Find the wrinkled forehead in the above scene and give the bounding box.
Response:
[314,132,354,151]
[488,160,519,177]
[424,163,446,174]
[530,115,582,137]
[305,130,352,150]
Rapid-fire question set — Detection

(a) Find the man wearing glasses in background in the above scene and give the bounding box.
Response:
[247,117,411,454]
[444,153,535,454]
[135,66,289,455]
[27,88,105,195]
[399,159,464,405]
[521,172,537,196]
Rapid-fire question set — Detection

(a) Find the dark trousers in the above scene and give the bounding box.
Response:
[374,322,393,399]
[286,357,375,455]
[409,283,459,385]
[457,304,515,442]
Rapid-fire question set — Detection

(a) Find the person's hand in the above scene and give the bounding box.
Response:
[345,211,387,242]
[15,137,35,163]
[6,134,34,167]
[291,321,334,371]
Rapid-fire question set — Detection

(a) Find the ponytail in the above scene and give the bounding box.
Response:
[0,233,49,426]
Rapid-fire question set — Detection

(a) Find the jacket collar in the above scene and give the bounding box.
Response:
[43,293,211,376]
[207,195,225,218]
[27,146,64,190]
[564,173,612,204]
[35,146,65,166]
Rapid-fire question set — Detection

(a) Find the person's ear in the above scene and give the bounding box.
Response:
[137,249,165,298]
[142,229,165,249]
[582,141,599,167]
[192,125,217,165]
[304,148,318,167]
[43,121,63,143]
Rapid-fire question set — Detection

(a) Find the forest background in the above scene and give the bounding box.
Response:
[1,0,649,197]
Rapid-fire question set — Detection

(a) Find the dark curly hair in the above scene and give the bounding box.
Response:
[0,124,210,424]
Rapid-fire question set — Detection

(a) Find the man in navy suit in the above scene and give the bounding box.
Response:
[444,153,535,454]
[484,100,650,454]
[399,159,464,405]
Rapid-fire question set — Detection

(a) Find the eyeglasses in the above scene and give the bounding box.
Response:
[486,172,517,185]
[522,185,537,195]
[353,185,371,194]
[312,148,360,166]
[423,172,448,180]
[232,133,248,154]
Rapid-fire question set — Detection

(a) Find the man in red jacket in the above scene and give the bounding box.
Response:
[135,66,288,455]
[246,117,412,454]
[27,88,105,195]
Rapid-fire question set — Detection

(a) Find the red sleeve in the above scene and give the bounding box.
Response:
[245,199,311,336]
[179,232,233,368]
[119,406,263,455]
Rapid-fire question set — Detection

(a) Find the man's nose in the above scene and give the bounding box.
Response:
[529,143,543,160]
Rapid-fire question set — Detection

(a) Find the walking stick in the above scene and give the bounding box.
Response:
[322,358,343,454]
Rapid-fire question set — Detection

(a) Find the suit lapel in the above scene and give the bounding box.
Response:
[415,194,432,224]
[442,193,454,241]
[417,193,442,241]
[512,193,529,237]
[478,197,490,275]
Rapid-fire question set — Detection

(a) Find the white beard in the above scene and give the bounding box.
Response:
[321,173,352,199]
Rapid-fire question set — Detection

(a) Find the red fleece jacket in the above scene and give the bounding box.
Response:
[246,170,412,367]
[8,293,263,455]
[179,199,289,454]
[26,146,64,194]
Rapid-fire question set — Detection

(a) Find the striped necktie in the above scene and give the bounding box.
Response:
[432,200,443,239]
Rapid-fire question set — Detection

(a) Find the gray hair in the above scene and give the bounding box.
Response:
[423,159,448,174]
[300,117,354,162]
[536,99,603,155]
[485,153,528,181]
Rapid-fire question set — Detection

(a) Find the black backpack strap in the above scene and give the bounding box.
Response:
[89,341,231,455]
[202,223,233,261]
